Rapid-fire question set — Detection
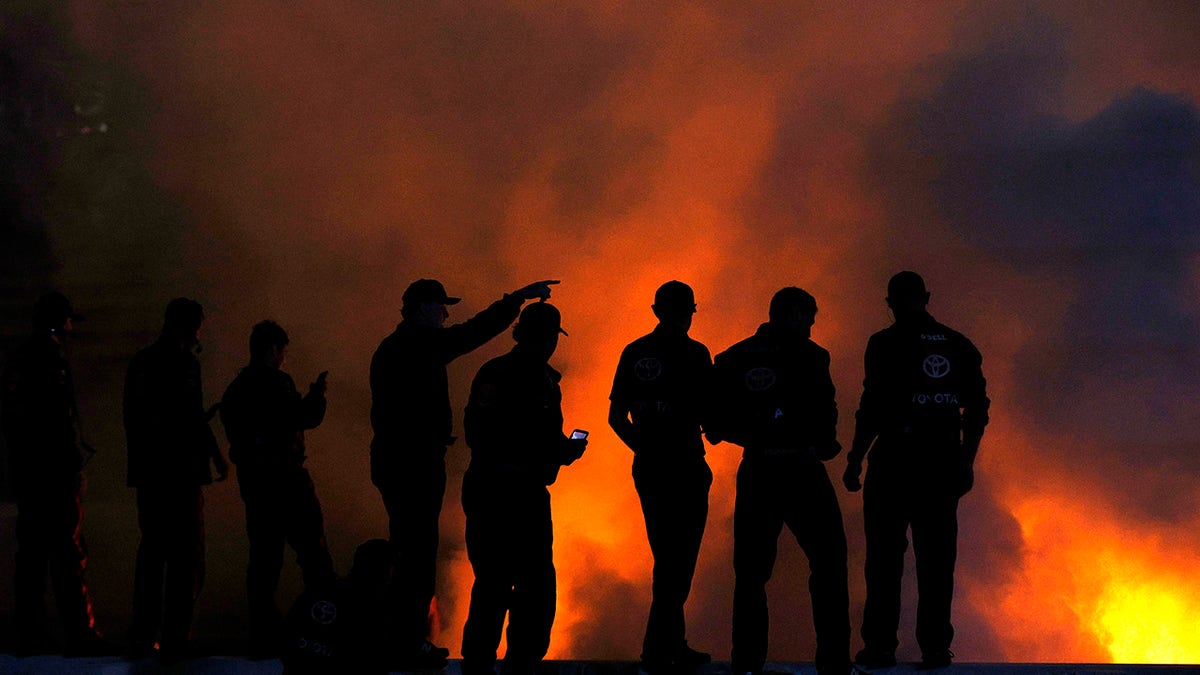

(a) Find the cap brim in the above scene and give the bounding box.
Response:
[444,297,462,305]
[559,327,568,336]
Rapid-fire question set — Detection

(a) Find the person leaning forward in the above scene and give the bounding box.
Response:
[368,277,558,667]
[842,271,989,670]
[609,280,714,673]
[220,320,336,659]
[709,287,851,675]
[459,302,586,675]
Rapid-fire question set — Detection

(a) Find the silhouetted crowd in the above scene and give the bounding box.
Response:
[1,271,988,675]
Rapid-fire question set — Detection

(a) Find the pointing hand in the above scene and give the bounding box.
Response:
[515,280,560,302]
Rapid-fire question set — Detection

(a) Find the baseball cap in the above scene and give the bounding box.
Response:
[653,280,696,312]
[516,302,568,337]
[402,279,462,307]
[34,291,84,328]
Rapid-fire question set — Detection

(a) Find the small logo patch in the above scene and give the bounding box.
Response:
[310,600,338,625]
[634,357,663,382]
[745,367,777,391]
[923,354,950,378]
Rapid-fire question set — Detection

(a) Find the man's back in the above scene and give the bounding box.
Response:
[124,340,215,487]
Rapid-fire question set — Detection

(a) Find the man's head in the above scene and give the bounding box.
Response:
[513,302,567,361]
[885,270,930,320]
[163,297,204,348]
[652,280,697,332]
[401,278,460,327]
[249,320,289,368]
[33,291,81,335]
[768,286,817,337]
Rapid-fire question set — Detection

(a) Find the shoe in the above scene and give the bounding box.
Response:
[125,641,159,661]
[639,656,674,674]
[393,640,450,670]
[917,649,953,669]
[853,647,896,669]
[64,631,119,657]
[676,644,711,666]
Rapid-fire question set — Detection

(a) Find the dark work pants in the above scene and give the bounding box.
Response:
[732,455,850,675]
[632,453,711,660]
[130,484,205,652]
[14,472,98,650]
[860,458,960,656]
[460,468,556,675]
[238,466,336,647]
[374,452,447,649]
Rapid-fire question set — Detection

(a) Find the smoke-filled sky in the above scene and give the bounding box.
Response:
[2,0,1199,664]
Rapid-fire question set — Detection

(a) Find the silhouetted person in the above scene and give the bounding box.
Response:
[369,277,558,666]
[282,538,396,675]
[459,303,587,675]
[0,291,111,656]
[609,280,713,673]
[709,287,850,675]
[123,297,230,662]
[842,271,989,670]
[220,320,336,658]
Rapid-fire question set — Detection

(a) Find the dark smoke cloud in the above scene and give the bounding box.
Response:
[868,14,1200,529]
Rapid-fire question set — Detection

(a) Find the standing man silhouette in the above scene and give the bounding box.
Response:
[609,281,713,672]
[1,291,110,656]
[124,297,229,662]
[369,277,558,667]
[221,320,335,658]
[843,271,989,669]
[459,302,587,675]
[710,287,851,675]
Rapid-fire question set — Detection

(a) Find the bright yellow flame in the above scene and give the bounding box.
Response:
[997,493,1200,664]
[1090,562,1200,663]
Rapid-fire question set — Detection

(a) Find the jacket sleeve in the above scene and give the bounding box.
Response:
[440,294,523,363]
[812,349,841,459]
[959,338,989,439]
[849,334,884,462]
[296,379,327,431]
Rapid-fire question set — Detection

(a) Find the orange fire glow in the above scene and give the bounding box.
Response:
[54,0,1200,666]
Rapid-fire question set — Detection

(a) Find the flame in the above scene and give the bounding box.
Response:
[988,481,1200,663]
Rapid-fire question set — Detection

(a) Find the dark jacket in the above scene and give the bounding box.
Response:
[609,325,712,458]
[220,364,325,472]
[853,312,989,448]
[1,334,88,480]
[711,323,840,458]
[464,346,574,486]
[369,294,523,457]
[124,339,217,487]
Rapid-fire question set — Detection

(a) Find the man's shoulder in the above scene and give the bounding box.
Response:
[476,352,515,379]
[800,338,831,362]
[713,333,761,366]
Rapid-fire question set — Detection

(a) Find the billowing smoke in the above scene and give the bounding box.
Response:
[2,0,1198,663]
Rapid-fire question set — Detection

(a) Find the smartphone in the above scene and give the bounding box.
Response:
[570,429,589,440]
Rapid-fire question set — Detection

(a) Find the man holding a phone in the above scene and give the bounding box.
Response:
[609,280,714,673]
[369,277,558,667]
[220,320,336,658]
[459,302,587,675]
